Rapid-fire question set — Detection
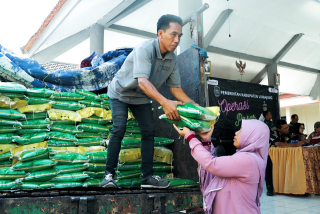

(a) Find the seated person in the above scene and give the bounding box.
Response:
[290,123,306,141]
[262,110,276,132]
[288,114,299,133]
[308,122,320,145]
[270,120,304,147]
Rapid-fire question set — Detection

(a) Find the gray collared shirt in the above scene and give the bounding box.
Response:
[107,38,181,104]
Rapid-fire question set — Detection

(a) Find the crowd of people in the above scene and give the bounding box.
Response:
[262,111,320,196]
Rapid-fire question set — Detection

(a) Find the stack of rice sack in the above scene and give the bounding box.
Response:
[159,104,220,133]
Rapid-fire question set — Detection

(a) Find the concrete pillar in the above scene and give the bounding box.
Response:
[178,0,202,53]
[286,107,291,124]
[267,63,278,88]
[90,24,104,55]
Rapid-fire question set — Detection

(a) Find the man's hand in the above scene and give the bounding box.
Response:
[295,141,304,147]
[162,100,183,121]
[198,124,214,139]
[173,124,190,137]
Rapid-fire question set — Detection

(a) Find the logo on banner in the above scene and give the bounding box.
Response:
[214,86,220,97]
[208,79,218,86]
[268,88,278,93]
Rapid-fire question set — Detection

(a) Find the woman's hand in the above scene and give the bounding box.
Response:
[198,124,214,139]
[173,124,191,137]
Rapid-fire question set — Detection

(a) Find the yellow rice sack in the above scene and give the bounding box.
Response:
[0,97,28,109]
[77,107,111,120]
[119,148,141,163]
[18,103,52,113]
[0,144,17,155]
[48,109,81,122]
[48,146,106,155]
[11,142,47,158]
[153,147,173,164]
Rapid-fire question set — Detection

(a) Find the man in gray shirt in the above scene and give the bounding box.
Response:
[100,14,196,189]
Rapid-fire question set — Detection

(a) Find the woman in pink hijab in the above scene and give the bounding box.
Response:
[173,119,269,214]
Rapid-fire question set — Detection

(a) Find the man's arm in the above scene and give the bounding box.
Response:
[138,77,182,121]
[170,87,196,104]
[275,141,304,147]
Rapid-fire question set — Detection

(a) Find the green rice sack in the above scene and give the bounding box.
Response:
[0,160,12,168]
[81,115,111,125]
[0,152,11,162]
[75,89,103,101]
[26,88,55,98]
[50,124,84,134]
[106,122,113,131]
[153,163,174,172]
[16,128,49,135]
[0,92,25,100]
[159,114,213,133]
[101,100,111,109]
[75,138,106,147]
[50,172,89,182]
[0,167,26,179]
[0,82,27,93]
[99,93,109,100]
[84,151,108,163]
[117,162,142,171]
[0,126,20,133]
[47,140,76,147]
[127,120,139,126]
[15,132,47,145]
[47,131,78,142]
[19,148,49,162]
[83,178,102,187]
[77,123,109,133]
[76,132,109,139]
[21,119,50,129]
[161,104,218,121]
[50,120,77,125]
[162,178,198,188]
[121,138,141,149]
[13,159,57,172]
[84,163,105,172]
[0,180,17,190]
[116,177,142,188]
[23,169,58,182]
[51,153,89,165]
[39,181,55,189]
[53,181,83,188]
[22,112,47,120]
[84,171,104,178]
[53,164,88,174]
[78,100,102,108]
[51,100,86,111]
[0,133,16,144]
[124,133,142,139]
[13,182,43,190]
[154,137,174,147]
[126,126,141,133]
[0,109,26,120]
[27,97,50,105]
[50,92,85,101]
[115,170,142,180]
[0,119,21,126]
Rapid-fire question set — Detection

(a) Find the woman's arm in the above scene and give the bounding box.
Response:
[187,136,253,179]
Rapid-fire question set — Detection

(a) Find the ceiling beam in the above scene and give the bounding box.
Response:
[203,9,233,49]
[207,46,273,64]
[278,62,320,74]
[250,33,304,83]
[104,0,152,28]
[32,29,90,64]
[273,33,304,63]
[107,24,157,39]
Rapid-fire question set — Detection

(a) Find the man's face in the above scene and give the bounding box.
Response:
[316,127,320,133]
[292,116,299,124]
[265,112,272,120]
[158,22,182,52]
[278,124,289,135]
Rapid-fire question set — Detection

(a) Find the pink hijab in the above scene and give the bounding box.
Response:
[200,119,269,213]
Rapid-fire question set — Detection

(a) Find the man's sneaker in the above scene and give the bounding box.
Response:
[141,175,170,189]
[100,173,117,188]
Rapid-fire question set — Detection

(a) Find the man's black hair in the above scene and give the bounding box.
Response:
[291,114,298,120]
[262,110,271,118]
[157,14,183,33]
[276,120,287,129]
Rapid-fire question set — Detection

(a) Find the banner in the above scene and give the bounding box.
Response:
[208,77,280,141]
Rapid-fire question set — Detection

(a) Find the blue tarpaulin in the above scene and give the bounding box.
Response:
[0,44,132,91]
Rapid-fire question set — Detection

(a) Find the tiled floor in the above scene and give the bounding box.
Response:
[260,184,320,214]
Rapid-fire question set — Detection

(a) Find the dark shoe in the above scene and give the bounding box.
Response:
[141,175,170,189]
[100,173,117,188]
[267,190,274,196]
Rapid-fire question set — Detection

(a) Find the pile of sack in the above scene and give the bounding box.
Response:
[0,82,197,190]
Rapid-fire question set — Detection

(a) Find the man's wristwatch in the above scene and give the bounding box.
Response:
[188,100,194,104]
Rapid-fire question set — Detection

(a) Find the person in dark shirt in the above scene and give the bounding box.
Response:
[290,123,306,141]
[263,110,276,132]
[288,114,299,133]
[266,120,304,196]
[308,121,320,145]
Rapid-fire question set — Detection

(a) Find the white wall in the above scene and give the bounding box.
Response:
[280,103,320,135]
